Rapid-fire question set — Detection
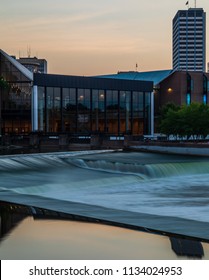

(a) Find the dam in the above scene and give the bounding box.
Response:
[1,150,209,240]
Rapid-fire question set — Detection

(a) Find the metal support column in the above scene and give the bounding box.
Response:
[150,91,154,136]
[32,85,38,131]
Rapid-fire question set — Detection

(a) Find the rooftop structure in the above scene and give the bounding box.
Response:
[17,56,47,73]
[98,70,173,88]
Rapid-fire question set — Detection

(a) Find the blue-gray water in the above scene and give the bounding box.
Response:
[1,150,209,225]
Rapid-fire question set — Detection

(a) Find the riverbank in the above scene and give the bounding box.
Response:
[128,144,209,157]
[2,141,209,157]
[2,131,209,157]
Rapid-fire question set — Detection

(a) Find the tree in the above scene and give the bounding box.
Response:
[195,104,209,138]
[159,102,180,120]
[160,108,179,138]
[159,102,209,140]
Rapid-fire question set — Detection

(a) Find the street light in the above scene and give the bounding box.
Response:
[167,87,173,93]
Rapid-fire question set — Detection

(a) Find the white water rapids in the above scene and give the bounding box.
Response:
[1,150,209,224]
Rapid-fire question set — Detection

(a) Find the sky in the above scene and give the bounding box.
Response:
[0,0,209,76]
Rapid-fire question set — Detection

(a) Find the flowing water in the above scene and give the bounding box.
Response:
[1,150,209,226]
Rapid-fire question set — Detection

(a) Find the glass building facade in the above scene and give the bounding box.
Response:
[34,74,153,135]
[0,50,33,135]
[0,49,153,136]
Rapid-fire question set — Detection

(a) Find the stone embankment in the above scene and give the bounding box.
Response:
[129,143,209,157]
[1,133,209,156]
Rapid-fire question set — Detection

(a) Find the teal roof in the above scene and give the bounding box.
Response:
[98,69,173,86]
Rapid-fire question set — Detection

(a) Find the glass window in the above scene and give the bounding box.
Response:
[203,94,207,105]
[63,88,70,107]
[133,91,143,112]
[0,52,32,134]
[92,89,105,133]
[186,93,191,105]
[106,90,118,134]
[62,88,76,133]
[203,76,207,93]
[47,87,53,109]
[46,87,61,133]
[78,88,90,110]
[187,74,192,93]
[145,92,151,135]
[132,92,144,135]
[92,89,105,111]
[54,88,61,109]
[92,89,99,109]
[77,89,91,133]
[38,87,45,132]
[119,91,131,134]
[120,91,130,109]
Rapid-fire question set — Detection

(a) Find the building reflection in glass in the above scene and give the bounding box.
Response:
[38,86,151,135]
[0,52,32,135]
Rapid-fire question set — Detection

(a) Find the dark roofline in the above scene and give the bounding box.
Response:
[173,8,205,22]
[0,49,33,81]
[157,70,209,85]
[34,73,153,92]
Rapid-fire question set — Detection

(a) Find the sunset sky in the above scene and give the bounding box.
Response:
[1,0,209,75]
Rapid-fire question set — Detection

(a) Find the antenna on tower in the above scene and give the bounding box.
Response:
[185,1,189,9]
[27,46,31,58]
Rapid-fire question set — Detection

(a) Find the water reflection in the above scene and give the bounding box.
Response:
[1,201,209,260]
[0,202,29,241]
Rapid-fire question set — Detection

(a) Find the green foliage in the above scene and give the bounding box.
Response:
[0,76,10,90]
[159,102,180,119]
[159,103,209,139]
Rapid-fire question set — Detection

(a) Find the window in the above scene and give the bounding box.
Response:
[186,93,191,105]
[38,86,45,132]
[46,87,61,132]
[92,89,106,133]
[62,88,76,133]
[119,91,131,133]
[203,94,207,105]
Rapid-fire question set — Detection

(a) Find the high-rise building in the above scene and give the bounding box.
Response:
[17,57,47,73]
[173,8,206,72]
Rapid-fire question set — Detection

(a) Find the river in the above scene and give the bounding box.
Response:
[1,150,209,237]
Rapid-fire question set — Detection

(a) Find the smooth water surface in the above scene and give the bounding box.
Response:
[1,151,209,225]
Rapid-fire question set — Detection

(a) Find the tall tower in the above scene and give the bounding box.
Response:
[172,8,206,72]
